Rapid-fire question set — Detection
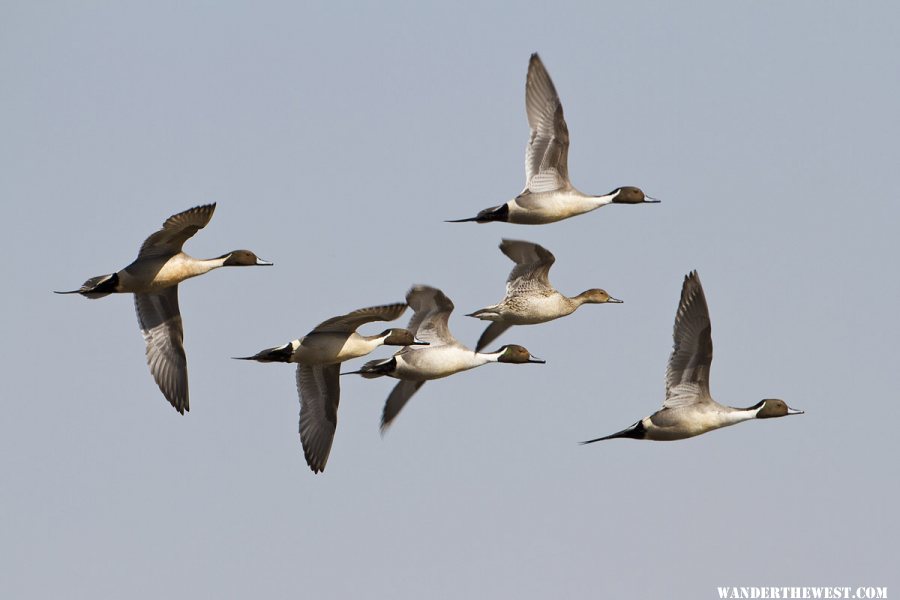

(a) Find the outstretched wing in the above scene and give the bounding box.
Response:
[664,271,713,409]
[500,238,555,294]
[405,285,456,347]
[380,380,426,433]
[475,322,513,353]
[310,303,407,334]
[296,363,341,473]
[138,204,216,259]
[134,286,188,413]
[523,53,571,194]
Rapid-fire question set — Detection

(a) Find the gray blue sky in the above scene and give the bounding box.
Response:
[2,2,898,598]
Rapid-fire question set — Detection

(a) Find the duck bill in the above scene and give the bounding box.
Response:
[786,406,804,415]
[527,356,546,364]
[255,257,274,266]
[411,338,429,346]
[607,297,624,304]
[644,195,661,203]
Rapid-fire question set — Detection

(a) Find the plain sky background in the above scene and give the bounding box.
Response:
[2,2,898,598]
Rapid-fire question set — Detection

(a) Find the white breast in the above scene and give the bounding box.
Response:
[294,332,381,364]
[394,346,487,380]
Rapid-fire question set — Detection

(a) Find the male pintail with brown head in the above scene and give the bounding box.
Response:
[447,54,658,225]
[56,203,272,414]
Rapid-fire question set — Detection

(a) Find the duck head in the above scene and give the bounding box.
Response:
[221,250,273,266]
[577,288,623,304]
[495,344,545,364]
[380,328,428,346]
[754,398,804,418]
[609,186,660,204]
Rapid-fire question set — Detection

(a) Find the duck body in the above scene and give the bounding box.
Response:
[246,330,403,365]
[502,190,613,225]
[635,403,762,441]
[471,290,577,325]
[298,331,397,364]
[113,253,228,294]
[385,345,495,381]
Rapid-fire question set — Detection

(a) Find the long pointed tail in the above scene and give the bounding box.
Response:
[341,357,396,379]
[445,203,510,224]
[233,341,296,363]
[445,216,482,223]
[54,273,119,299]
[580,420,646,444]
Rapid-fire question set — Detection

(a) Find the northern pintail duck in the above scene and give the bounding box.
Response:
[57,203,271,414]
[582,271,802,443]
[235,303,425,473]
[448,53,658,225]
[347,285,544,432]
[468,239,622,351]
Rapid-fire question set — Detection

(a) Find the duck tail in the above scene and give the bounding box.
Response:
[54,273,119,299]
[445,203,510,224]
[233,342,294,363]
[342,357,396,379]
[580,420,646,444]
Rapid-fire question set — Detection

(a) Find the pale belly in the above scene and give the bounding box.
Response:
[393,346,481,381]
[294,333,376,364]
[499,294,571,324]
[508,192,599,224]
[120,254,214,293]
[645,407,750,440]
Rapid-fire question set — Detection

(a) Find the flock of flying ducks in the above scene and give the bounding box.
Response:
[58,53,803,473]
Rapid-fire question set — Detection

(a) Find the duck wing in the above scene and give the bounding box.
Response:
[500,238,556,295]
[309,303,407,335]
[296,363,341,473]
[404,285,456,347]
[523,53,571,195]
[134,286,189,413]
[475,322,513,353]
[380,380,426,433]
[663,271,714,409]
[138,203,216,259]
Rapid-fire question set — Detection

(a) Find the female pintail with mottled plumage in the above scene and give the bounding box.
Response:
[467,239,622,351]
[447,53,658,225]
[235,303,426,473]
[345,285,544,433]
[56,203,272,414]
[581,271,802,444]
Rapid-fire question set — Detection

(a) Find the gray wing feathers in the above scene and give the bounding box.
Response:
[524,54,570,192]
[475,322,513,353]
[500,239,555,292]
[134,287,189,413]
[664,271,714,409]
[405,285,455,346]
[311,303,407,334]
[296,363,341,473]
[138,203,216,258]
[381,380,426,433]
